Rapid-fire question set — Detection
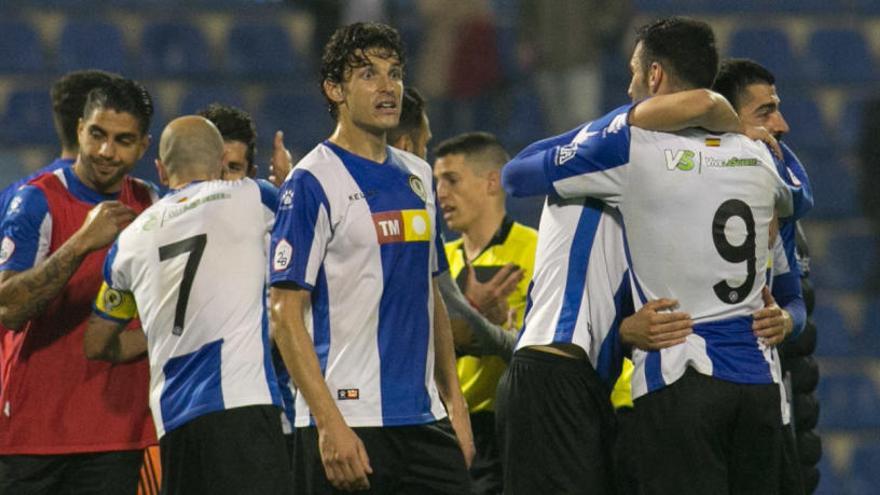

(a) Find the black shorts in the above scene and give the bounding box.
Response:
[495,348,617,495]
[293,418,470,495]
[469,411,502,495]
[159,404,293,495]
[0,449,142,495]
[633,368,782,495]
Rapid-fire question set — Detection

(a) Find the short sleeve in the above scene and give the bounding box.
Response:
[0,186,51,272]
[256,178,279,231]
[269,169,332,290]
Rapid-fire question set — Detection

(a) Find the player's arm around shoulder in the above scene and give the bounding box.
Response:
[628,89,742,134]
[269,285,373,491]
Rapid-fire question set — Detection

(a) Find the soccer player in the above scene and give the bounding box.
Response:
[83,115,291,495]
[0,78,157,494]
[713,58,815,495]
[503,17,795,494]
[433,132,537,494]
[0,70,121,220]
[198,102,299,463]
[269,22,473,494]
[196,103,293,187]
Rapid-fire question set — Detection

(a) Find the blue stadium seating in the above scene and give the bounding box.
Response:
[0,152,28,190]
[848,443,880,494]
[0,90,56,146]
[814,454,843,495]
[806,29,877,84]
[258,91,330,155]
[225,22,302,78]
[59,20,127,73]
[178,86,246,115]
[778,94,828,152]
[811,302,854,356]
[140,21,211,76]
[501,81,547,151]
[812,233,878,291]
[800,149,858,219]
[727,27,801,81]
[818,373,880,429]
[0,20,46,73]
[838,96,869,150]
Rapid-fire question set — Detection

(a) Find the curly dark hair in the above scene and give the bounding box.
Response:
[82,77,154,135]
[51,70,122,151]
[197,103,257,166]
[320,22,405,120]
[635,17,718,91]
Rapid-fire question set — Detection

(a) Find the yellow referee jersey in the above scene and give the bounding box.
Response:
[445,217,538,414]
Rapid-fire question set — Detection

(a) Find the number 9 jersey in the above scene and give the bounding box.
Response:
[94,179,283,438]
[504,103,795,399]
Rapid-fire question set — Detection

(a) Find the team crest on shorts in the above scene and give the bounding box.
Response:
[0,236,14,265]
[408,175,426,202]
[274,239,292,271]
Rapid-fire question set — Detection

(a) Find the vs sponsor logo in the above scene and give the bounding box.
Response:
[664,149,697,172]
[372,209,431,245]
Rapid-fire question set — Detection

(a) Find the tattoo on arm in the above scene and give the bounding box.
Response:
[0,241,86,329]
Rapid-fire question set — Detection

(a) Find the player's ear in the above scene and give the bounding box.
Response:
[486,169,502,195]
[155,159,169,187]
[649,61,663,94]
[323,79,345,105]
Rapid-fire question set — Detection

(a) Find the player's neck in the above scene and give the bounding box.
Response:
[328,120,388,164]
[461,208,506,261]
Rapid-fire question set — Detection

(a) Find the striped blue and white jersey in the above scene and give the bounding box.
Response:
[514,195,631,388]
[504,103,794,399]
[269,141,447,428]
[95,179,282,438]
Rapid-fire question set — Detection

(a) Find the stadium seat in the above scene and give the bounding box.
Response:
[501,81,547,152]
[0,90,56,146]
[727,27,801,81]
[800,148,858,219]
[258,91,330,155]
[140,21,211,76]
[178,86,246,115]
[778,94,828,152]
[848,443,880,494]
[225,22,303,78]
[817,373,880,429]
[812,232,878,290]
[59,20,127,73]
[814,454,843,495]
[0,151,28,190]
[0,20,45,73]
[838,96,870,150]
[811,303,853,356]
[806,29,877,84]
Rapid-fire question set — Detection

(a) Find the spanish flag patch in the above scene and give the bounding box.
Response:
[705,137,721,147]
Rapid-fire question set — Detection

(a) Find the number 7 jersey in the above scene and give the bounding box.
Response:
[506,104,795,398]
[94,179,282,438]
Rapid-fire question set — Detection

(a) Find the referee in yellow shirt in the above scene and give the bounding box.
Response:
[433,132,538,494]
